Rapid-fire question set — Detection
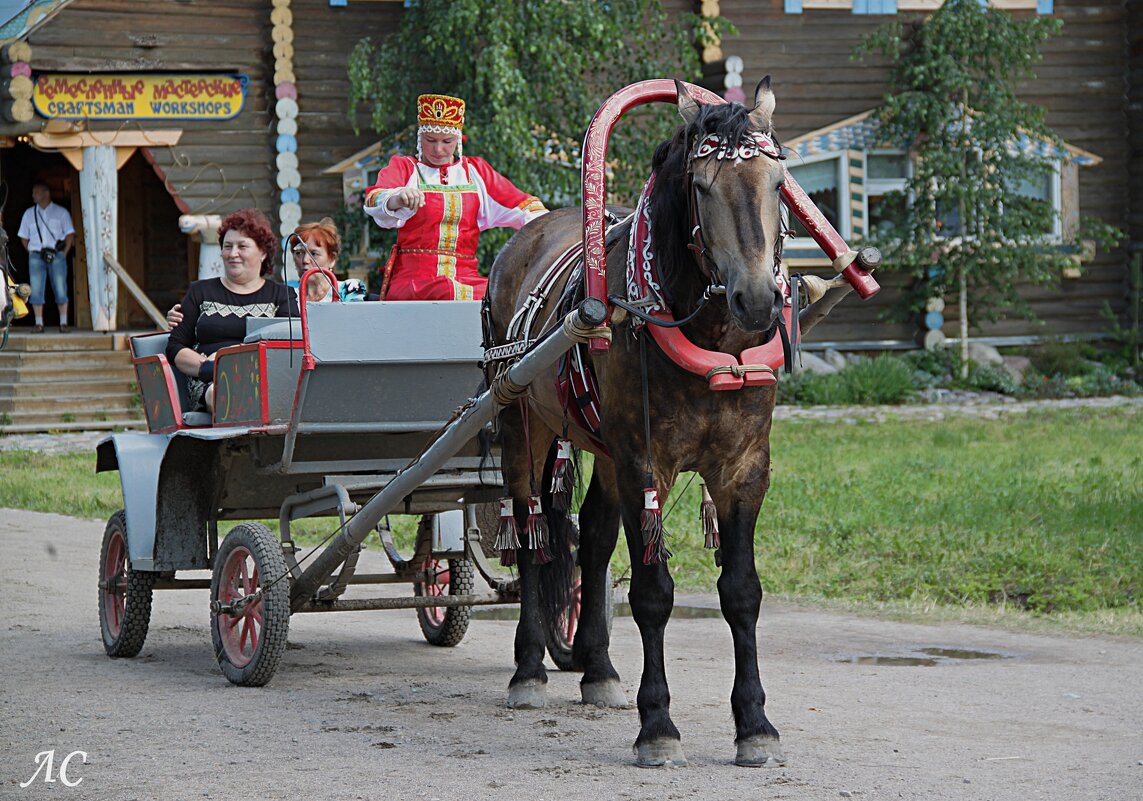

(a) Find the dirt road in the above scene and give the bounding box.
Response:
[2,509,1140,800]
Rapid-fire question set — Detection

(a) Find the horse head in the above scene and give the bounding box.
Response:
[652,77,787,334]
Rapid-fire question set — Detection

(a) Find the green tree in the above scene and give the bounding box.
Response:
[857,0,1119,375]
[347,0,720,270]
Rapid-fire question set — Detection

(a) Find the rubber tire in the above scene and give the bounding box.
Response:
[415,557,473,647]
[210,523,290,687]
[546,563,614,672]
[99,510,156,658]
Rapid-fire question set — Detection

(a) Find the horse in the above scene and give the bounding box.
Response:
[486,78,809,767]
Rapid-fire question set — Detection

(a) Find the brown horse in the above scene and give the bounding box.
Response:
[487,79,794,767]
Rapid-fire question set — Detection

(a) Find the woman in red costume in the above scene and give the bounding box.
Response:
[363,94,548,301]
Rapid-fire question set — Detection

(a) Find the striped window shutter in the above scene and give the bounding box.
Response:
[848,152,866,240]
[854,0,897,14]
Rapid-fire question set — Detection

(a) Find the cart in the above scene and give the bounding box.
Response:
[95,284,608,686]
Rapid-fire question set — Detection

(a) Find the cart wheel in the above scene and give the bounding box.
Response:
[415,557,473,647]
[546,564,614,672]
[98,510,156,658]
[210,523,290,686]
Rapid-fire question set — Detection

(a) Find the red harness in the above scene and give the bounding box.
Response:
[625,171,794,391]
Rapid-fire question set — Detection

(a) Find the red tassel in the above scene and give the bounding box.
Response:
[526,496,552,564]
[700,483,720,550]
[640,488,670,565]
[495,497,520,567]
[550,438,573,512]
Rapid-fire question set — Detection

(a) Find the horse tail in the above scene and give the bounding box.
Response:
[537,438,577,630]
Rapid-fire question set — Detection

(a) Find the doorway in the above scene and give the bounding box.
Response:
[1,145,75,329]
[0,142,186,329]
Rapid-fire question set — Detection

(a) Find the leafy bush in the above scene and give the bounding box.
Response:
[1024,337,1098,378]
[967,363,1021,395]
[1019,364,1141,399]
[785,356,919,405]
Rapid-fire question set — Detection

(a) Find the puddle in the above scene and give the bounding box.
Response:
[471,604,723,621]
[838,647,1012,667]
[841,656,940,667]
[918,647,1008,661]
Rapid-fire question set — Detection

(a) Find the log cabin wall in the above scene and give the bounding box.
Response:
[23,0,277,218]
[1127,0,1143,252]
[702,0,1134,346]
[290,0,404,224]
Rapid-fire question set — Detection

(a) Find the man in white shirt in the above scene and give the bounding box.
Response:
[17,181,75,333]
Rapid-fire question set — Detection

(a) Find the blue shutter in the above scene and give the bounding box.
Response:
[784,0,803,12]
[854,1,896,14]
[1037,0,1054,13]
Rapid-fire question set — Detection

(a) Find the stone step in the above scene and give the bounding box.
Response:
[0,418,145,435]
[0,406,145,429]
[2,330,135,352]
[0,391,139,414]
[0,378,139,399]
[0,364,136,382]
[0,350,135,370]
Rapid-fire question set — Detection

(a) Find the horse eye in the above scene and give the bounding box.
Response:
[694,182,710,196]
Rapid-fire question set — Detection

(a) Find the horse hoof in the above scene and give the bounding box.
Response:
[635,738,687,768]
[507,679,547,709]
[581,679,628,708]
[735,735,786,767]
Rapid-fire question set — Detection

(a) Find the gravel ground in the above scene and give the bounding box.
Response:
[2,510,1142,801]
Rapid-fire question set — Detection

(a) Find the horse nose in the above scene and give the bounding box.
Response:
[729,287,779,331]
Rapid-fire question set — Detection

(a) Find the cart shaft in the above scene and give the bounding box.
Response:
[288,300,607,610]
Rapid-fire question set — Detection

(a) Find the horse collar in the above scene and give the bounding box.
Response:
[625,171,794,391]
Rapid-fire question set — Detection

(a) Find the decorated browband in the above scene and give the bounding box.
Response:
[694,132,784,161]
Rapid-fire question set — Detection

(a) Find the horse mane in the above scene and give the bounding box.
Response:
[648,100,776,311]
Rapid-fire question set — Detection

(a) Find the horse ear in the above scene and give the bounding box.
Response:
[676,80,701,125]
[749,75,776,131]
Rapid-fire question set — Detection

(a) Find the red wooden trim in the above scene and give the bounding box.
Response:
[780,168,879,299]
[211,342,265,428]
[259,344,269,423]
[298,266,337,373]
[580,79,880,353]
[133,353,184,434]
[580,80,723,353]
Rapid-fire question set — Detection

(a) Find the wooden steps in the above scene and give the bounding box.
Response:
[0,328,149,434]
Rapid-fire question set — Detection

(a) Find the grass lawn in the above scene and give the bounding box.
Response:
[3,406,1139,634]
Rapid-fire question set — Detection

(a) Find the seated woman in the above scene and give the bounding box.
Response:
[167,218,373,328]
[166,208,298,413]
[290,218,375,303]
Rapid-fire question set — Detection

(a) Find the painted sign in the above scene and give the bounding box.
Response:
[33,74,248,120]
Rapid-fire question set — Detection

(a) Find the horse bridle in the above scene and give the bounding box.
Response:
[685,130,788,289]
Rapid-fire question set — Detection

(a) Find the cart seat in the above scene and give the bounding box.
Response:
[130,332,212,431]
[244,317,304,342]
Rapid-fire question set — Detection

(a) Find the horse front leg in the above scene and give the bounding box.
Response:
[617,473,686,767]
[713,488,784,767]
[503,407,552,709]
[575,459,627,708]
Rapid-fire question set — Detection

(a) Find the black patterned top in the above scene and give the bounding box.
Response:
[166,277,298,363]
